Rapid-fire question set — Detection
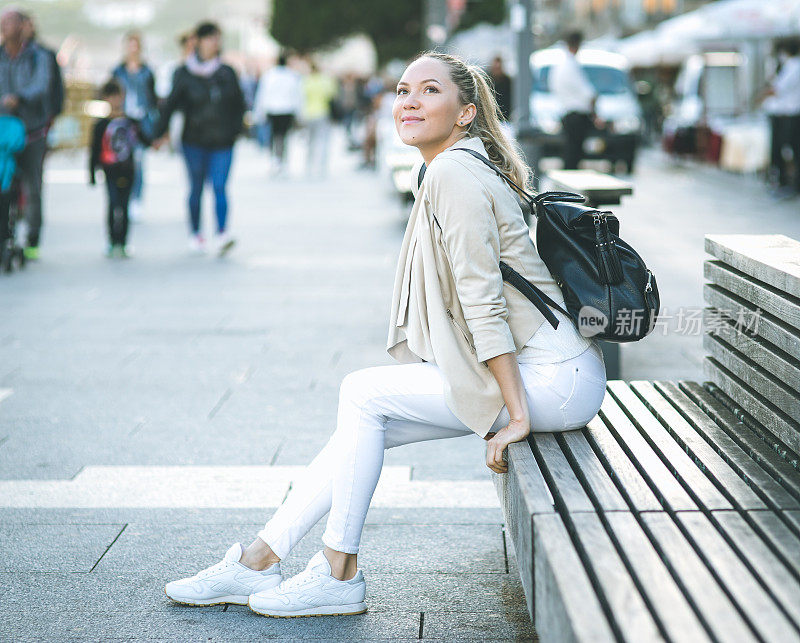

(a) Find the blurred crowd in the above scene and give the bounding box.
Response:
[0,9,425,265]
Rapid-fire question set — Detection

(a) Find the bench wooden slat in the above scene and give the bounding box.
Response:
[599,388,697,511]
[584,416,664,512]
[704,314,800,396]
[654,381,800,511]
[704,357,800,455]
[603,512,712,642]
[533,513,616,642]
[747,510,800,579]
[492,440,555,622]
[557,430,630,512]
[531,433,595,513]
[676,511,800,642]
[704,284,800,361]
[679,382,800,499]
[712,510,800,630]
[705,333,800,423]
[786,510,800,534]
[642,512,758,642]
[705,234,800,299]
[705,260,800,333]
[630,381,768,511]
[607,382,733,511]
[567,512,663,642]
[493,440,556,515]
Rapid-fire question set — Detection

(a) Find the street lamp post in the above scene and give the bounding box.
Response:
[510,0,540,189]
[425,0,449,49]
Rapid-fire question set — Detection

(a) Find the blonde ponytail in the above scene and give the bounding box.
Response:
[416,51,533,192]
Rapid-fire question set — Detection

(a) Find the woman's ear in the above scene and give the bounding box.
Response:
[457,103,477,127]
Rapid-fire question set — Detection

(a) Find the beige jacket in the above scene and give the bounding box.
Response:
[386,135,570,438]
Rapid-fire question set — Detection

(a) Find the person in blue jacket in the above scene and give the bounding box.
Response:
[112,31,158,222]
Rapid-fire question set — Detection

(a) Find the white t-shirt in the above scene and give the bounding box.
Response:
[770,56,800,116]
[253,66,303,120]
[518,304,592,364]
[549,49,596,114]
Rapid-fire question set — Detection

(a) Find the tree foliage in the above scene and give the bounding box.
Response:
[270,0,504,65]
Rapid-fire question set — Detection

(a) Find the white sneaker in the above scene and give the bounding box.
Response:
[248,550,367,618]
[214,232,236,257]
[164,543,283,606]
[188,234,206,254]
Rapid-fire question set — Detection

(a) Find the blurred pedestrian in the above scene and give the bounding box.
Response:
[155,30,196,153]
[0,8,53,261]
[763,40,800,198]
[112,31,158,222]
[253,52,302,175]
[550,31,598,170]
[488,55,511,122]
[88,80,151,258]
[20,13,63,127]
[302,62,337,177]
[152,21,245,256]
[338,73,360,148]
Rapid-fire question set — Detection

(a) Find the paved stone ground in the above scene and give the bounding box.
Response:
[1,131,799,641]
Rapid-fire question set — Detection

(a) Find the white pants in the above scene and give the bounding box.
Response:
[257,341,606,557]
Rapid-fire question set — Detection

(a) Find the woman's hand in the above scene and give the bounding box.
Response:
[484,416,530,474]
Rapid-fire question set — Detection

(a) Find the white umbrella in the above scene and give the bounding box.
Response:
[619,0,800,67]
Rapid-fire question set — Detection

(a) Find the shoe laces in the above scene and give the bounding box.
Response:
[193,559,233,580]
[281,569,323,591]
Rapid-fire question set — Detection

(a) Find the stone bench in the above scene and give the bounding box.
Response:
[543,169,633,209]
[493,233,800,642]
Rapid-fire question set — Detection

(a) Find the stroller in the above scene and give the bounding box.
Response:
[0,114,27,273]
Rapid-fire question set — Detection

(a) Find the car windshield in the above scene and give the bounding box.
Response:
[534,65,631,95]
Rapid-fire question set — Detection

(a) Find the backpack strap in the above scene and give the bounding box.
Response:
[419,148,586,213]
[500,261,570,328]
[415,150,572,331]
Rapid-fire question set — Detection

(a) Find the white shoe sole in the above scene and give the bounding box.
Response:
[248,599,368,618]
[164,587,249,606]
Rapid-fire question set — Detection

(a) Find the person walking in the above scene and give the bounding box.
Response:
[0,8,53,261]
[301,62,337,177]
[89,80,150,258]
[20,13,63,128]
[550,31,597,170]
[488,55,512,122]
[152,21,245,256]
[164,51,606,618]
[155,30,197,154]
[253,52,302,175]
[763,40,800,198]
[112,31,158,222]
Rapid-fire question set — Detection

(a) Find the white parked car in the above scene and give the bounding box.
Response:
[530,48,643,173]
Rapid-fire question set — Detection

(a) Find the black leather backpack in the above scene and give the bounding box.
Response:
[417,148,660,342]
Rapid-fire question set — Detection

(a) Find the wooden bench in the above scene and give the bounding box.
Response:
[538,169,633,380]
[493,233,800,642]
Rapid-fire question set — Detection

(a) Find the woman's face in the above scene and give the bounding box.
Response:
[198,32,220,60]
[393,57,473,152]
[125,36,141,59]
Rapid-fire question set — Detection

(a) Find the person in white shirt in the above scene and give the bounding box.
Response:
[253,52,302,174]
[549,31,597,170]
[763,40,800,196]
